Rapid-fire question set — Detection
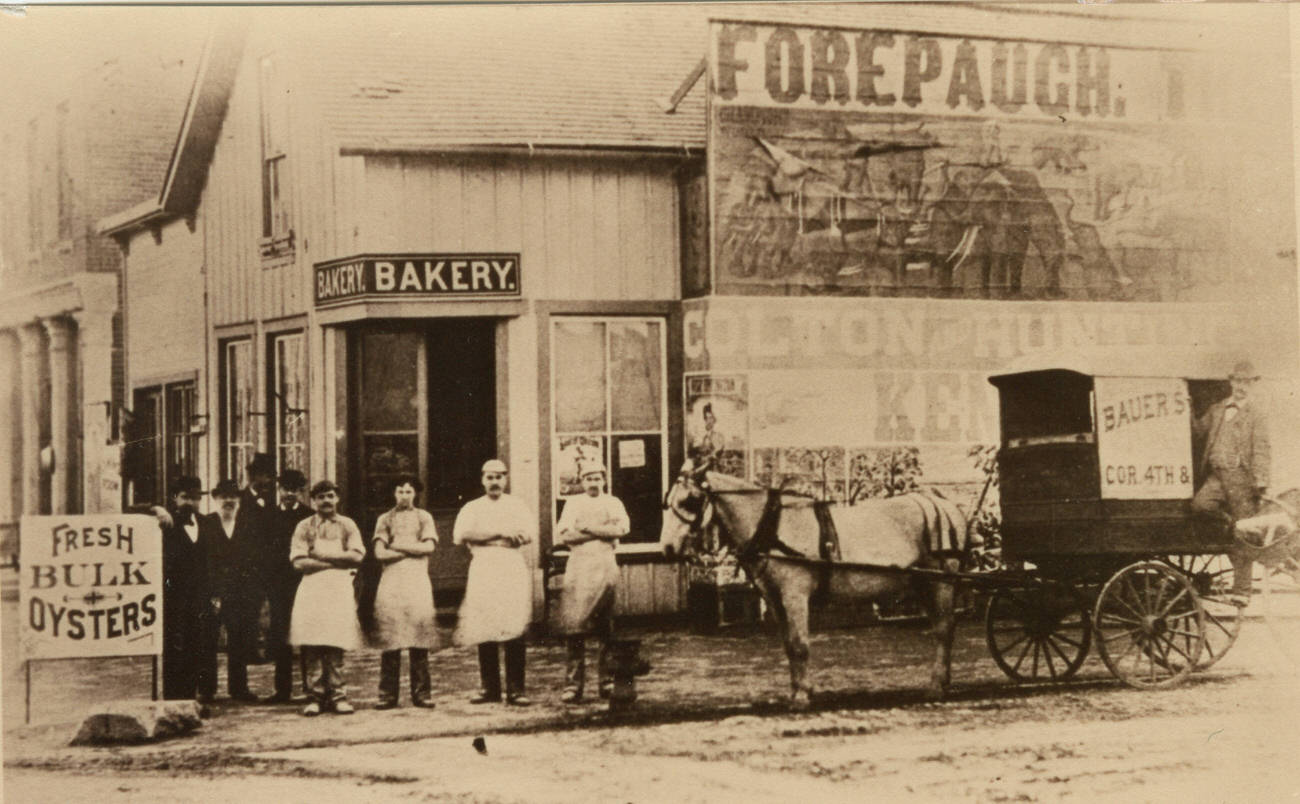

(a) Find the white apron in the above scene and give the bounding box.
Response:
[290,567,361,650]
[558,543,619,635]
[453,546,532,645]
[371,557,438,650]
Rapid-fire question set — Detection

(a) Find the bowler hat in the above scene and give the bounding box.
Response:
[278,469,308,491]
[170,475,204,497]
[1230,360,1260,381]
[247,452,276,477]
[211,478,241,497]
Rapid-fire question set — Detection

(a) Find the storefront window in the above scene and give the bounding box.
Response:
[222,339,255,486]
[551,318,666,543]
[358,331,421,524]
[272,331,307,473]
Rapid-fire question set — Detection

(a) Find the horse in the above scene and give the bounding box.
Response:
[660,460,975,708]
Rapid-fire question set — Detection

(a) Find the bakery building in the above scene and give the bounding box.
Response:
[101,5,1298,621]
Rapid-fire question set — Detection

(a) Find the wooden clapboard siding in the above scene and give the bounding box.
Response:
[613,562,686,617]
[204,35,322,329]
[344,154,679,301]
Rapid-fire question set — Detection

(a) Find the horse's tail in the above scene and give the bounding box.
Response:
[911,491,973,565]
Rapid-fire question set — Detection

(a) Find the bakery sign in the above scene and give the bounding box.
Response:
[314,254,521,305]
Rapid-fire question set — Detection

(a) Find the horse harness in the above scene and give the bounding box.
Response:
[737,489,842,602]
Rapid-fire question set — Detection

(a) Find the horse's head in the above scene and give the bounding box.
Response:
[659,458,714,559]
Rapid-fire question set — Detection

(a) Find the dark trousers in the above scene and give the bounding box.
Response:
[477,638,526,697]
[1192,468,1260,595]
[162,602,205,700]
[379,649,432,703]
[198,597,257,698]
[267,584,299,697]
[304,646,348,704]
[564,605,614,695]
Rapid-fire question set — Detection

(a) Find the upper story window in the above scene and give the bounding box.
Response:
[259,55,293,260]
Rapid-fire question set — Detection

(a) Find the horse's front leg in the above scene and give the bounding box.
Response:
[778,584,814,709]
[924,557,961,699]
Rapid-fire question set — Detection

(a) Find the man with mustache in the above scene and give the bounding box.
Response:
[1192,360,1271,607]
[160,475,210,701]
[453,459,536,706]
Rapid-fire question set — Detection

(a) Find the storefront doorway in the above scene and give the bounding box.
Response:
[349,319,497,601]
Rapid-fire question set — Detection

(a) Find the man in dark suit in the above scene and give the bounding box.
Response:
[261,469,311,703]
[200,478,264,702]
[160,475,210,700]
[1192,360,1270,606]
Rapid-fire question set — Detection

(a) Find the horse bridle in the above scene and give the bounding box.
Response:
[665,473,710,529]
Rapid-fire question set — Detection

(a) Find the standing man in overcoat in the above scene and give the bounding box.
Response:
[453,459,536,706]
[160,475,210,700]
[261,469,311,703]
[1192,360,1270,606]
[200,479,264,702]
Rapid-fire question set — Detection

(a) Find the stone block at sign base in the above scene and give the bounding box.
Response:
[69,700,203,746]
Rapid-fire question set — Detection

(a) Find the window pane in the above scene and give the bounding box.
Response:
[226,340,253,486]
[553,321,605,433]
[609,321,661,431]
[611,434,662,543]
[361,332,420,431]
[276,334,307,472]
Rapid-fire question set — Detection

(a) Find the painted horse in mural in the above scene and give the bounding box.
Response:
[660,460,975,707]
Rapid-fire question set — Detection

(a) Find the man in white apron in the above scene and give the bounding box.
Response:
[289,481,365,716]
[453,459,536,706]
[556,460,629,703]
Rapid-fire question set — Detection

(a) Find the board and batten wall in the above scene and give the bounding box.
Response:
[345,152,688,617]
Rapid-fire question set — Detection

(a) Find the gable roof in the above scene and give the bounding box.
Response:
[101,2,1233,232]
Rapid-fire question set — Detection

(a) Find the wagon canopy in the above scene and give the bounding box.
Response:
[988,347,1244,388]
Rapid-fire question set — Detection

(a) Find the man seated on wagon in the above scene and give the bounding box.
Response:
[1190,360,1270,608]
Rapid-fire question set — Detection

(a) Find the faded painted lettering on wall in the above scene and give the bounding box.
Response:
[708,22,1228,301]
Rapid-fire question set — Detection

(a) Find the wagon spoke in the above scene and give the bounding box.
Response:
[1163,610,1200,624]
[1204,610,1234,638]
[1097,611,1144,628]
[997,632,1031,654]
[1052,631,1085,650]
[1160,635,1195,666]
[1155,587,1191,618]
[1011,636,1036,673]
[1041,640,1058,679]
[1101,627,1142,643]
[1045,635,1073,668]
[1111,588,1147,622]
[1167,627,1203,640]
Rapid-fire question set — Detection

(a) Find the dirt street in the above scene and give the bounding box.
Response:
[6,585,1300,803]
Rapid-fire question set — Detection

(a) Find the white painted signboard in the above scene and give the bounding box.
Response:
[1094,377,1194,500]
[19,514,162,661]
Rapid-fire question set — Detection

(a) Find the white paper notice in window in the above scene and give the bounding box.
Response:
[618,438,646,469]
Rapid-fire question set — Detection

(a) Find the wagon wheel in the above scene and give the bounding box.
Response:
[985,587,1092,683]
[1162,554,1242,668]
[1093,561,1205,689]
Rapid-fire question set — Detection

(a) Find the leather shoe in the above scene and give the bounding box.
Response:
[412,699,436,709]
[262,692,293,704]
[506,694,532,707]
[301,702,321,717]
[469,691,501,705]
[334,700,355,715]
[560,688,582,704]
[373,699,398,710]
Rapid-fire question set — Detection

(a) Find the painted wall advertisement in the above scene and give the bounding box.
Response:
[19,514,162,661]
[708,21,1235,302]
[1094,377,1194,500]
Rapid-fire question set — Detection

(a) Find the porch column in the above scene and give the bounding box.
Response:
[75,310,116,513]
[44,317,72,514]
[0,330,20,530]
[17,323,45,517]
